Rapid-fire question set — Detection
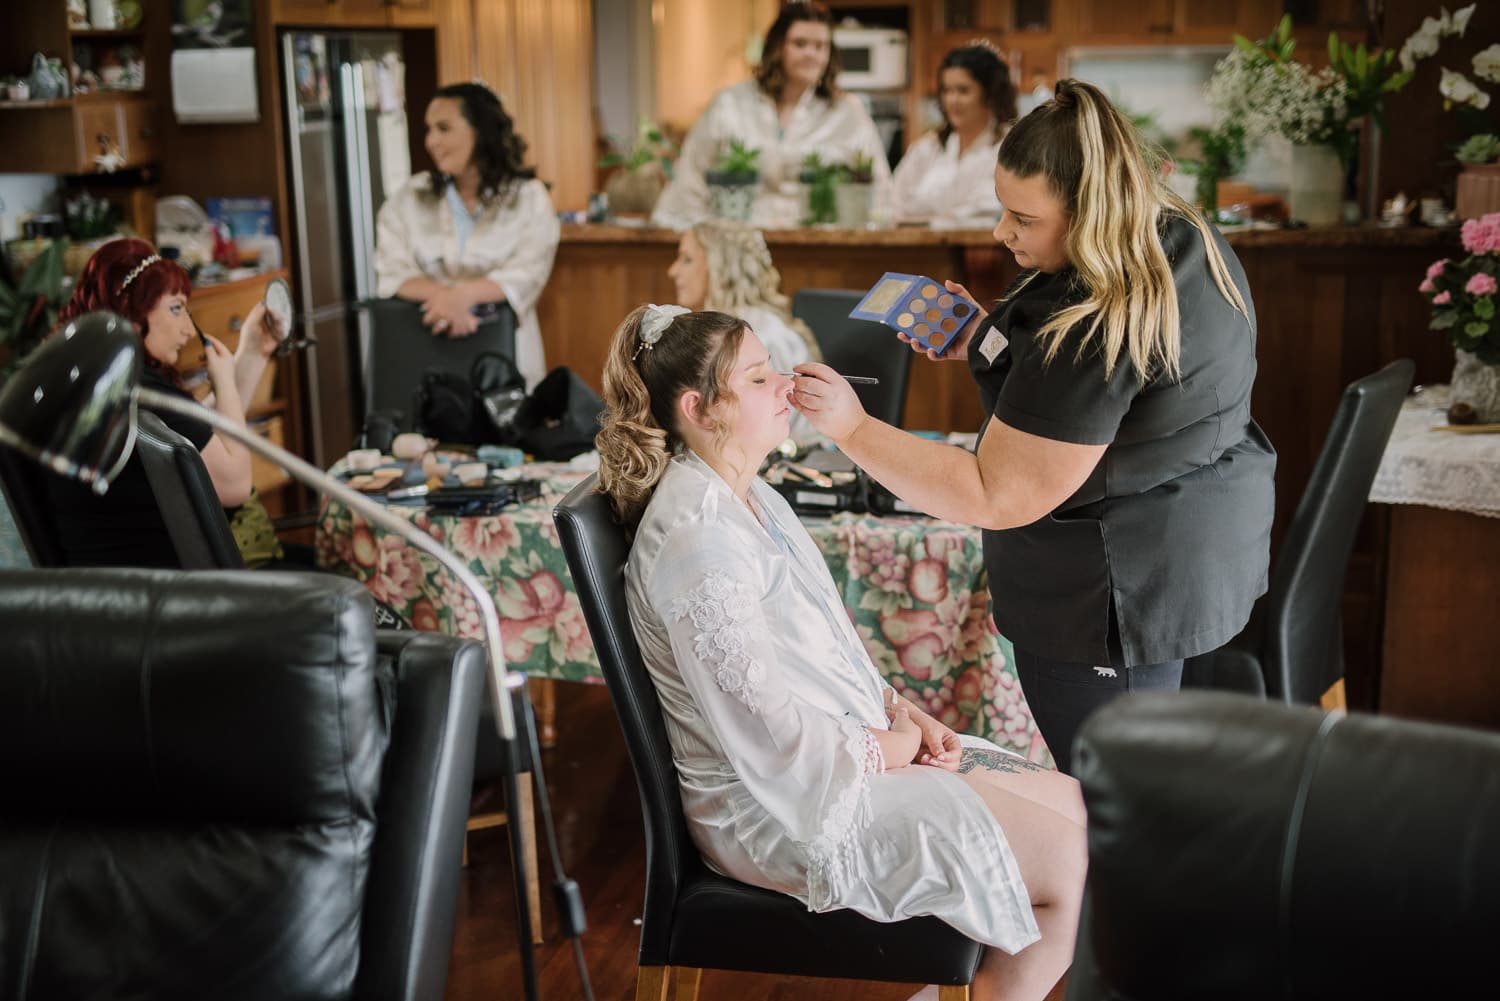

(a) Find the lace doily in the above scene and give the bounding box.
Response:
[1369,385,1500,519]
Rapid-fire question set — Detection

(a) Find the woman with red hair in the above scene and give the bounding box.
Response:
[46,238,286,567]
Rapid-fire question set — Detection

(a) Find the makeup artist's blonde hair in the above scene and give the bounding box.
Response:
[998,79,1249,383]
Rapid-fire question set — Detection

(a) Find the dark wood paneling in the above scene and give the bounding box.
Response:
[1380,506,1500,728]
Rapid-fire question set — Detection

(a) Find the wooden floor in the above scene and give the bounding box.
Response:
[446,681,1067,1001]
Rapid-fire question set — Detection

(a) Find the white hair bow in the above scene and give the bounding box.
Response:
[635,303,691,359]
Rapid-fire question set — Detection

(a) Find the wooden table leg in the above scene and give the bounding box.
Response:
[530,677,557,750]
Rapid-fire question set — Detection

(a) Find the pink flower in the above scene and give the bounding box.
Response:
[1426,259,1449,280]
[1433,290,1452,304]
[1466,272,1498,297]
[1420,277,1435,293]
[1462,214,1500,255]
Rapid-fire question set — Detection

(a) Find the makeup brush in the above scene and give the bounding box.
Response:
[781,372,880,384]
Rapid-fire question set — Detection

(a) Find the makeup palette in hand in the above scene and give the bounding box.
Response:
[849,272,974,355]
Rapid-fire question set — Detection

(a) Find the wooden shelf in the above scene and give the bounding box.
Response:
[73,89,149,101]
[69,28,146,39]
[0,99,72,110]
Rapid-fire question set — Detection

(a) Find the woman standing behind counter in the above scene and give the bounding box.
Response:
[375,82,560,389]
[893,43,1017,226]
[651,2,891,229]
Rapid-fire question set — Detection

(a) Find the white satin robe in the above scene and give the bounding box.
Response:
[891,124,1005,226]
[374,173,560,388]
[651,80,892,230]
[624,452,1040,951]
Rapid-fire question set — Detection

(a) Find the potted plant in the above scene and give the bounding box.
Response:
[705,139,760,222]
[834,151,876,229]
[1180,121,1248,219]
[798,153,838,226]
[0,239,67,379]
[1397,5,1498,218]
[1420,211,1500,420]
[597,118,675,218]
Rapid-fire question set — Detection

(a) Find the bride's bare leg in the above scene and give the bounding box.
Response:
[958,747,1087,827]
[963,780,1086,1001]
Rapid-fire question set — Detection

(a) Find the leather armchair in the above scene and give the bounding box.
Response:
[0,568,486,1001]
[1066,691,1500,1000]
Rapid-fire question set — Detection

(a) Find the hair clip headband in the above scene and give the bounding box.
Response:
[634,303,690,360]
[118,254,161,295]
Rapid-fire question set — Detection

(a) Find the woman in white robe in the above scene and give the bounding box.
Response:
[374,82,560,389]
[595,304,1086,1001]
[893,44,1017,226]
[650,3,891,229]
[666,220,825,449]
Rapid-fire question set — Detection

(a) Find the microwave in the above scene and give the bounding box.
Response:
[833,27,908,91]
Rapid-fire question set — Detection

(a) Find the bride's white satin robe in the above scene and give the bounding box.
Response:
[624,451,1040,952]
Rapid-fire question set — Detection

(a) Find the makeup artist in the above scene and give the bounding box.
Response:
[42,238,289,569]
[792,81,1275,774]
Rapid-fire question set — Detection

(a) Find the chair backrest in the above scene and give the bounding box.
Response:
[365,297,518,427]
[791,288,915,427]
[1068,690,1500,1001]
[134,409,245,570]
[552,474,698,964]
[1264,358,1414,704]
[0,442,63,566]
[0,568,486,1001]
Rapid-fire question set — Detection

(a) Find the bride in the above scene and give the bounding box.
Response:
[593,304,1086,1001]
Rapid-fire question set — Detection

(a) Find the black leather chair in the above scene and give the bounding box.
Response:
[135,409,246,569]
[791,288,915,427]
[1183,359,1414,704]
[0,409,242,570]
[0,568,486,1001]
[554,474,984,1001]
[1066,691,1500,1001]
[365,296,519,428]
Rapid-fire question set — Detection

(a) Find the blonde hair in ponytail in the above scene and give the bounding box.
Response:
[596,305,747,526]
[998,78,1249,382]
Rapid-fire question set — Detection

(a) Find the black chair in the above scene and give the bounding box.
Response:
[1066,691,1500,1001]
[0,568,486,1001]
[1182,359,1414,704]
[365,297,519,427]
[0,409,242,570]
[554,474,983,1001]
[135,409,246,569]
[791,288,915,427]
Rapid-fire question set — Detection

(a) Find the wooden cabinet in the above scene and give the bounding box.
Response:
[270,0,435,28]
[1065,0,1280,45]
[1072,0,1178,40]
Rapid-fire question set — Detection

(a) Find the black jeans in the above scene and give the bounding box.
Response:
[1013,648,1184,776]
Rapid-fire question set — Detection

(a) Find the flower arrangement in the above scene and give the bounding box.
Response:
[1398,4,1498,164]
[1421,211,1500,362]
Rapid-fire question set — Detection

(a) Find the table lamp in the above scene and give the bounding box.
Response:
[0,310,521,731]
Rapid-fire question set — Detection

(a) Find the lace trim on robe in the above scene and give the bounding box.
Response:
[668,568,883,910]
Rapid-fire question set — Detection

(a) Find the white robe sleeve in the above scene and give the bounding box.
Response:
[891,133,941,220]
[650,93,726,228]
[841,94,894,221]
[374,182,423,298]
[649,530,884,907]
[480,179,560,319]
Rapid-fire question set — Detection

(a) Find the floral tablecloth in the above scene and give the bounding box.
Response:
[316,466,1048,762]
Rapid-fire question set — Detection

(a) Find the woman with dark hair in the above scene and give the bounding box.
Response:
[893,43,1019,225]
[44,237,288,568]
[375,81,560,388]
[651,2,890,228]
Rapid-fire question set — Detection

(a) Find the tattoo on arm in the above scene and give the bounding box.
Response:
[959,748,1045,775]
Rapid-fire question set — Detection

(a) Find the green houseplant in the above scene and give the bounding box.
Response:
[705,139,761,221]
[0,239,66,379]
[798,153,839,225]
[834,151,877,228]
[1179,121,1248,217]
[598,118,675,217]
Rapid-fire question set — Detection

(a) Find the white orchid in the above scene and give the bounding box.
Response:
[1475,44,1500,85]
[1400,29,1441,73]
[1449,3,1476,36]
[1441,68,1492,111]
[1400,4,1478,71]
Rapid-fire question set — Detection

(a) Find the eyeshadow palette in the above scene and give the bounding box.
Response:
[849,272,974,356]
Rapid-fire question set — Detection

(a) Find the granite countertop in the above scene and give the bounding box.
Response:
[561,221,1464,249]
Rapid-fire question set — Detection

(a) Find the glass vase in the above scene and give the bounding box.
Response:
[1450,348,1500,424]
[1287,144,1343,227]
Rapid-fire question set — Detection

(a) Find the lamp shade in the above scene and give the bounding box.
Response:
[0,311,140,494]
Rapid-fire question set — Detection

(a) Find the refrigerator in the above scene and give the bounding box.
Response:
[281,31,413,467]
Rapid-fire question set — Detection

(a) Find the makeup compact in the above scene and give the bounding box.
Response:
[849,272,973,356]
